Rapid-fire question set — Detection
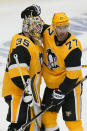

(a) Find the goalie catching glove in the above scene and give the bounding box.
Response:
[23,79,34,107]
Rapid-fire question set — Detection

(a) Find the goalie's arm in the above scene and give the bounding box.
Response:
[8,44,41,105]
[8,45,31,90]
[41,24,50,35]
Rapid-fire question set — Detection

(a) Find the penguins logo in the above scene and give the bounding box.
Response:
[46,48,59,70]
[65,111,72,117]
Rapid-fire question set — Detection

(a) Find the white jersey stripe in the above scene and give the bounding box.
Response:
[74,89,78,120]
[45,125,59,131]
[8,63,29,70]
[66,66,81,71]
[11,95,14,122]
[15,95,23,123]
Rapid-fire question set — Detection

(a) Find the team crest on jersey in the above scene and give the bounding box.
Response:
[65,111,72,117]
[46,48,59,70]
[39,52,43,70]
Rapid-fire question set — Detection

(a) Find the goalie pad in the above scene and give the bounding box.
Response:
[31,74,42,128]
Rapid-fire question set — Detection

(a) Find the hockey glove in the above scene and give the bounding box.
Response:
[23,79,34,107]
[21,4,41,18]
[52,89,65,106]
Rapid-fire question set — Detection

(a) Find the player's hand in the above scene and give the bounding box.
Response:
[52,89,65,106]
[23,79,34,107]
[21,4,41,18]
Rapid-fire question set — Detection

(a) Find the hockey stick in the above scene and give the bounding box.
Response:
[17,74,87,131]
[17,104,54,131]
[14,53,87,130]
[14,54,27,88]
[14,54,41,128]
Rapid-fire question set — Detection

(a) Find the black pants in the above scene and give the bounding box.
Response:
[42,86,82,121]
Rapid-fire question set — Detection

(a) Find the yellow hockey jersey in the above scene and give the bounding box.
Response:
[2,33,43,99]
[42,25,82,93]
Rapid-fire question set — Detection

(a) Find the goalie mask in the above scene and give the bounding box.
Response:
[22,16,43,38]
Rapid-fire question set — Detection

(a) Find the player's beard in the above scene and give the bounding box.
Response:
[56,32,68,42]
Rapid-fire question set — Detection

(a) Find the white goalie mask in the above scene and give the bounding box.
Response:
[22,16,43,38]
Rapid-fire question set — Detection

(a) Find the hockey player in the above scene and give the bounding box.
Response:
[2,5,43,131]
[41,12,84,131]
[27,5,84,131]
